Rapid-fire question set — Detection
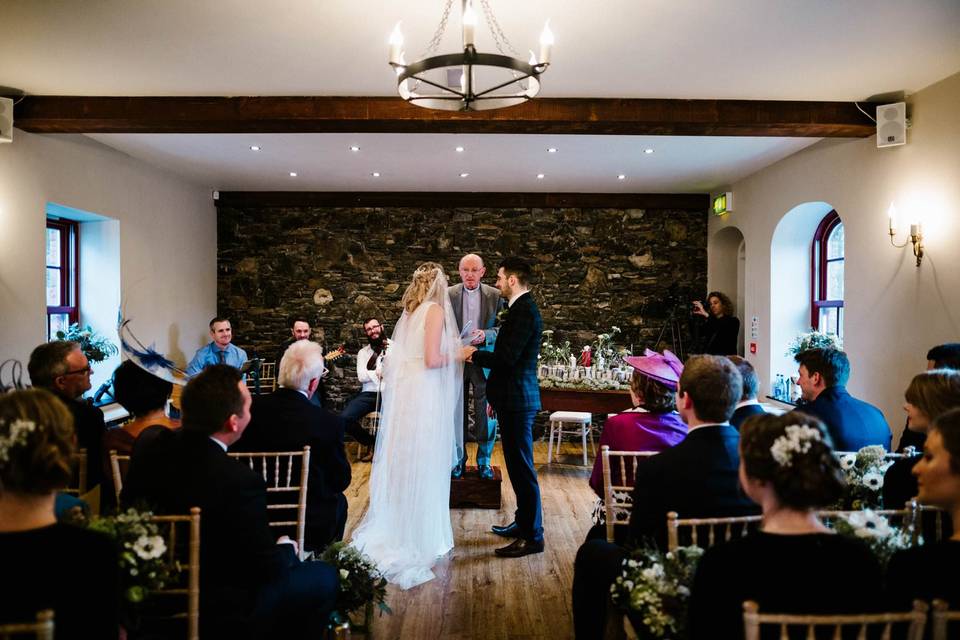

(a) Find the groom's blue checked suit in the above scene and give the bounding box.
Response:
[470,291,544,543]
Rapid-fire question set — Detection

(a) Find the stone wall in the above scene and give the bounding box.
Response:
[216,199,708,407]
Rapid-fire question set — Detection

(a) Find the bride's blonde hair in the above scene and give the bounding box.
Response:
[401,262,445,313]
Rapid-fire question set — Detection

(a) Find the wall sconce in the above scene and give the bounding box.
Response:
[888,204,924,267]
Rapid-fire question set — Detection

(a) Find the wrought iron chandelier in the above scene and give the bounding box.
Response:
[388,0,553,112]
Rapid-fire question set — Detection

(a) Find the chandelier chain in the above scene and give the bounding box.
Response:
[421,0,455,58]
[479,0,522,57]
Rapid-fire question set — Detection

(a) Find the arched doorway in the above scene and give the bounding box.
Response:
[708,225,746,355]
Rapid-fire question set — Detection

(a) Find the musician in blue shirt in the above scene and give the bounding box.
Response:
[186,317,248,376]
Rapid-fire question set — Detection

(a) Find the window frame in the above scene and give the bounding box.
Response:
[46,218,80,339]
[810,210,843,334]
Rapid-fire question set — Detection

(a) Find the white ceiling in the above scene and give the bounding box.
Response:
[6,0,960,193]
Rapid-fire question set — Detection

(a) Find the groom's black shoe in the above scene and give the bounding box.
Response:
[495,538,545,558]
[491,522,520,538]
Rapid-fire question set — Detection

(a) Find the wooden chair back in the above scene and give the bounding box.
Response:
[743,599,928,640]
[832,451,914,461]
[63,448,87,496]
[908,499,950,544]
[666,511,762,551]
[227,447,310,559]
[109,450,131,505]
[0,610,54,640]
[245,361,277,395]
[600,446,658,543]
[932,599,960,640]
[149,507,201,640]
[816,507,915,538]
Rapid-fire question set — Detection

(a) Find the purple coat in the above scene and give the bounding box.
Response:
[589,410,688,496]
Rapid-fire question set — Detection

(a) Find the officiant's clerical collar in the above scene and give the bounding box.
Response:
[464,284,480,294]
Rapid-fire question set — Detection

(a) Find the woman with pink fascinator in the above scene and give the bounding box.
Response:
[587,350,687,539]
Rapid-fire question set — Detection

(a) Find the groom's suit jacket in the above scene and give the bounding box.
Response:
[471,291,542,412]
[448,283,502,353]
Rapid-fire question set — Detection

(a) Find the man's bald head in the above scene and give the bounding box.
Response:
[458,254,486,290]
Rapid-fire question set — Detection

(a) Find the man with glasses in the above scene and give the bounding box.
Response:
[338,317,388,450]
[28,340,106,489]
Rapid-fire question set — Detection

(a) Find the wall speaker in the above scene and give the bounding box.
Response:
[876,102,906,148]
[0,97,13,144]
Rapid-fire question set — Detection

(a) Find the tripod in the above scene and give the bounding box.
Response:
[653,302,686,361]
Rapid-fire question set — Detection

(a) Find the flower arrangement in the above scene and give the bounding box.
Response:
[86,508,179,604]
[319,542,391,619]
[832,510,913,567]
[539,376,627,391]
[785,330,842,357]
[609,544,704,638]
[594,326,623,368]
[836,446,894,509]
[55,323,119,363]
[539,330,573,366]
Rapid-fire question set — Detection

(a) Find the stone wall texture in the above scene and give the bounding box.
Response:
[217,203,708,407]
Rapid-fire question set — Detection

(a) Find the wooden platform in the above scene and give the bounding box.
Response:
[344,441,596,639]
[450,466,502,509]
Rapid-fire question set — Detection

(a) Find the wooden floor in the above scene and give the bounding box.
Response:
[343,440,596,640]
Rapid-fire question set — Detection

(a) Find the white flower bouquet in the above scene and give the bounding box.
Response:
[610,545,704,638]
[833,509,914,567]
[319,542,391,619]
[836,445,894,509]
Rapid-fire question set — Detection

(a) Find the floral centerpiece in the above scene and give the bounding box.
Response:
[85,508,179,605]
[609,544,704,639]
[785,329,842,357]
[55,323,119,363]
[320,542,391,628]
[594,326,626,369]
[539,330,573,366]
[833,509,914,568]
[836,445,894,509]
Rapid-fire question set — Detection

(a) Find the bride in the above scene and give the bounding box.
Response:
[349,262,464,589]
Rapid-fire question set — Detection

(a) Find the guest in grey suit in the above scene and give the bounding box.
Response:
[448,253,503,479]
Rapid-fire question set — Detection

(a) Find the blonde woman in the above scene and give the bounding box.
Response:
[349,262,465,589]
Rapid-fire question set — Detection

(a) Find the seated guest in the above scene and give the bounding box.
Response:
[102,361,180,502]
[273,316,325,407]
[185,316,248,376]
[884,369,960,509]
[234,340,352,552]
[688,413,883,639]
[572,355,757,639]
[338,316,388,449]
[28,340,106,490]
[588,349,686,499]
[792,348,891,451]
[887,408,960,608]
[690,290,740,356]
[0,389,118,638]
[898,342,960,452]
[728,356,767,430]
[121,365,337,638]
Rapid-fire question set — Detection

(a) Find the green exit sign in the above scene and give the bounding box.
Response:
[713,192,733,216]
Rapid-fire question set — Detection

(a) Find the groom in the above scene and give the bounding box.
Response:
[464,257,544,558]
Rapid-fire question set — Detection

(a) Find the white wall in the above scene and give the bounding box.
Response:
[709,70,960,442]
[0,131,216,381]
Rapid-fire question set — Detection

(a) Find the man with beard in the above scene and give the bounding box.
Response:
[274,316,326,407]
[339,317,388,448]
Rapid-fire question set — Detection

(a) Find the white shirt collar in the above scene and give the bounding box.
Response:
[463,284,480,295]
[735,399,761,409]
[508,289,529,308]
[209,436,228,452]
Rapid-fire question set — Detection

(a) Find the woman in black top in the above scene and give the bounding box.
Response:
[688,413,883,639]
[0,389,118,639]
[691,290,740,356]
[887,408,960,608]
[883,369,960,510]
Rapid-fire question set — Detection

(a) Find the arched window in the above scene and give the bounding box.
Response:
[811,211,843,338]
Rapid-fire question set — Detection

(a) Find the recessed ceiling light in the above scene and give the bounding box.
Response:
[455,146,465,152]
[459,172,470,178]
[643,148,655,154]
[547,147,558,153]
[617,174,626,180]
[537,173,545,179]
[371,172,381,177]
[349,145,360,152]
[250,145,261,151]
[289,172,298,177]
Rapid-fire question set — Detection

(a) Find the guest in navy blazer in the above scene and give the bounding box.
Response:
[792,348,891,451]
[572,355,759,639]
[728,356,767,430]
[233,340,352,552]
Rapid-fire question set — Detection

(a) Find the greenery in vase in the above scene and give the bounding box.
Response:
[539,330,572,366]
[835,446,894,510]
[785,330,842,357]
[55,323,119,363]
[594,325,624,368]
[319,542,391,618]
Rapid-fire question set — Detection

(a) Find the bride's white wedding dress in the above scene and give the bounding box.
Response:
[349,273,463,589]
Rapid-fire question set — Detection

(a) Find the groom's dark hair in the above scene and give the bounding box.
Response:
[500,257,533,286]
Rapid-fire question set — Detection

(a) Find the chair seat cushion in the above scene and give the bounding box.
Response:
[549,411,592,423]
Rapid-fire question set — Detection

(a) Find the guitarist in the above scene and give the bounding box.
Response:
[274,316,331,407]
[339,317,388,450]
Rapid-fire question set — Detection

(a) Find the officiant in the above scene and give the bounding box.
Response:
[448,253,504,480]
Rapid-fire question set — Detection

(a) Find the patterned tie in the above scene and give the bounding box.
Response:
[218,349,226,365]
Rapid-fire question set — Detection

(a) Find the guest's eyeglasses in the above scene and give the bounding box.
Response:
[62,365,93,376]
[365,324,382,333]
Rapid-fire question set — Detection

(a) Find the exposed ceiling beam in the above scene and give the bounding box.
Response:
[13,96,877,137]
[214,191,710,211]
